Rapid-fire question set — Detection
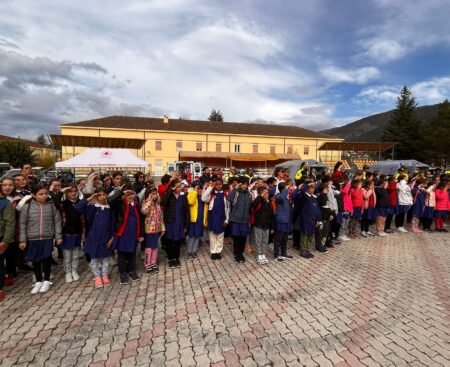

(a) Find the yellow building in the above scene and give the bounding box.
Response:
[56,116,343,175]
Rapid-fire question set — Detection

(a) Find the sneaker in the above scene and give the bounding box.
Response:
[260,254,268,263]
[120,274,129,284]
[4,276,14,287]
[174,259,181,268]
[31,282,43,294]
[129,272,140,281]
[397,227,408,233]
[366,231,375,236]
[72,271,80,281]
[102,276,110,287]
[211,253,217,260]
[146,266,154,274]
[275,256,285,262]
[188,253,193,261]
[257,255,265,264]
[192,252,199,259]
[168,260,176,268]
[282,254,294,259]
[378,231,387,237]
[361,231,368,237]
[94,276,103,288]
[65,273,73,283]
[384,229,394,234]
[153,265,159,273]
[316,247,329,253]
[411,227,423,233]
[216,253,222,260]
[234,256,240,263]
[238,255,245,263]
[39,281,52,293]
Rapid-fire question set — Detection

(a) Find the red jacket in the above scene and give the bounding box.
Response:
[435,189,449,211]
[350,188,364,209]
[387,182,397,207]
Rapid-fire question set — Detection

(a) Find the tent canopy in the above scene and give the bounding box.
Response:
[370,160,429,176]
[275,159,327,181]
[55,148,148,168]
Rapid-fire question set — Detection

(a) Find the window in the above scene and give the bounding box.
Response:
[253,144,258,153]
[270,145,276,154]
[216,143,222,152]
[304,146,310,155]
[176,140,182,149]
[154,159,162,176]
[196,142,203,151]
[287,145,293,154]
[155,140,162,151]
[234,144,240,153]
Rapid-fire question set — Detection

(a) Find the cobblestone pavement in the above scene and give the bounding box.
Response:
[0,232,449,367]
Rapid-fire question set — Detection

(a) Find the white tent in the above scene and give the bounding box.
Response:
[55,148,149,168]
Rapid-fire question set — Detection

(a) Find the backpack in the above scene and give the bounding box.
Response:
[0,198,9,213]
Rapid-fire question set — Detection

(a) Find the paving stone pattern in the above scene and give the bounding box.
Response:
[0,232,449,366]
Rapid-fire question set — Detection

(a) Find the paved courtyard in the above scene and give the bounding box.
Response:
[0,232,449,367]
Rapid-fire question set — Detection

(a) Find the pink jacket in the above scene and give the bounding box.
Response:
[435,189,449,211]
[341,182,353,212]
[425,185,436,208]
[363,189,376,209]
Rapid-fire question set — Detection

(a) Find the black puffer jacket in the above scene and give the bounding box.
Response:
[161,189,190,228]
[251,196,272,228]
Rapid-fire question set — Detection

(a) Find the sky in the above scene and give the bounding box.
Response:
[1,0,450,138]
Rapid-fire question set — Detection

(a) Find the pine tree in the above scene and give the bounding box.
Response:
[382,86,421,159]
[0,141,35,167]
[208,109,224,122]
[424,99,450,165]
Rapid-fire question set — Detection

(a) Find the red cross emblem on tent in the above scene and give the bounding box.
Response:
[102,150,111,157]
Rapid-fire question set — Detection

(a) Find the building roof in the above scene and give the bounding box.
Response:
[61,116,340,140]
[0,134,47,149]
[318,141,394,152]
[179,151,301,162]
[50,135,146,149]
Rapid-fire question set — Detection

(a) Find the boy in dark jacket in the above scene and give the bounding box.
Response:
[109,184,145,284]
[315,184,332,253]
[273,182,294,262]
[299,182,321,259]
[251,186,272,264]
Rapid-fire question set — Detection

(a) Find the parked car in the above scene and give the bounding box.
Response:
[0,168,22,180]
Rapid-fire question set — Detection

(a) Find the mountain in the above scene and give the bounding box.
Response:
[321,104,440,141]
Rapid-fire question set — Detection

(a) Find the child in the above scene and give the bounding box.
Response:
[141,187,165,274]
[273,182,294,261]
[331,178,344,244]
[202,179,229,260]
[0,181,15,302]
[59,184,84,283]
[410,178,427,233]
[227,177,252,263]
[251,186,272,264]
[186,183,207,260]
[75,187,114,288]
[375,178,390,236]
[395,175,413,233]
[19,185,62,294]
[316,184,332,253]
[361,180,376,237]
[339,175,352,241]
[434,181,449,232]
[349,179,364,238]
[162,179,190,268]
[385,175,398,233]
[422,182,436,232]
[109,184,144,284]
[299,182,321,259]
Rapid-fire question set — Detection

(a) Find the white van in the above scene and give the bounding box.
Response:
[166,161,202,181]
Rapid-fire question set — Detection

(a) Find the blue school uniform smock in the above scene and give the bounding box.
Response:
[26,239,54,262]
[208,192,226,234]
[230,222,250,237]
[411,187,425,218]
[113,203,139,253]
[61,234,82,250]
[74,199,114,259]
[300,194,321,236]
[189,197,205,238]
[166,195,185,241]
[145,233,160,249]
[274,189,292,233]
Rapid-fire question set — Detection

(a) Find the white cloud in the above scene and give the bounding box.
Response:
[320,65,380,85]
[364,39,407,63]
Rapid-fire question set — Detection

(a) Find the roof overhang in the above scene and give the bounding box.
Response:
[318,141,395,152]
[179,151,300,161]
[50,135,146,149]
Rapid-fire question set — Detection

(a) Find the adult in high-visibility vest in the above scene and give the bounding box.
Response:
[295,162,309,182]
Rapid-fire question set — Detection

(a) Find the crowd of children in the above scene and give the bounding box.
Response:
[0,163,448,300]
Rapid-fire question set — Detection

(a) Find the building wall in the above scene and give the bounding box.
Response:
[60,126,342,175]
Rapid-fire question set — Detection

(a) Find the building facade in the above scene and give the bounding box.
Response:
[59,116,343,175]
